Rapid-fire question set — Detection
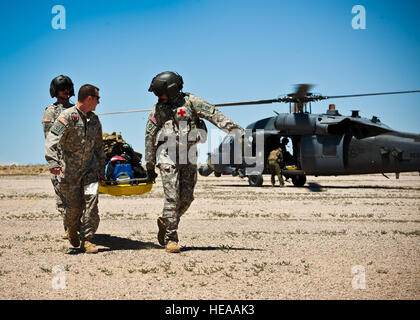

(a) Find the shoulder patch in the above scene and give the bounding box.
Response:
[71,112,79,122]
[146,118,158,135]
[58,118,68,126]
[51,117,69,136]
[149,115,157,125]
[42,118,52,123]
[195,101,215,114]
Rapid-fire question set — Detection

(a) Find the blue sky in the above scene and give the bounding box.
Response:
[0,0,419,165]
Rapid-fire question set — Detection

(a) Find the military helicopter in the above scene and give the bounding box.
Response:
[197,85,420,187]
[98,85,420,187]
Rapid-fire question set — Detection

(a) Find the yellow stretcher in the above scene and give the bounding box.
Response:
[284,165,298,171]
[99,178,154,196]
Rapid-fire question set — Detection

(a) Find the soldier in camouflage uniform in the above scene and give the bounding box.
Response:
[45,84,105,254]
[145,71,244,253]
[42,75,75,238]
[279,137,292,165]
[267,147,284,187]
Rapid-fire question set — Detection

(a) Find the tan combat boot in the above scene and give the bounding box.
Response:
[81,240,98,254]
[165,241,181,253]
[157,217,166,246]
[67,227,80,247]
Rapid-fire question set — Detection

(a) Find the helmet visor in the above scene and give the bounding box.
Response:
[149,78,167,97]
[55,83,72,92]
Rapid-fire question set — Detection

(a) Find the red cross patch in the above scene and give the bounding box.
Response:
[177,108,186,118]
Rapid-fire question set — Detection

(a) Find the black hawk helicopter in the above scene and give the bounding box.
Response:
[98,85,420,187]
[197,85,420,187]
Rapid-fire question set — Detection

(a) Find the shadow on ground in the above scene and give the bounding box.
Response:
[66,234,162,254]
[309,185,420,191]
[305,182,323,192]
[181,246,264,252]
[213,182,419,192]
[212,184,288,188]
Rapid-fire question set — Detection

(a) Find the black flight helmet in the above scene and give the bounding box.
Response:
[148,71,183,100]
[50,75,74,98]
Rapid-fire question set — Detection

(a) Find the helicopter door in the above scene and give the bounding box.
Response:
[300,134,346,175]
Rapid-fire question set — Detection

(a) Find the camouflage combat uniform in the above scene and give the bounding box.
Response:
[145,93,243,244]
[267,148,284,186]
[45,106,105,241]
[42,102,74,218]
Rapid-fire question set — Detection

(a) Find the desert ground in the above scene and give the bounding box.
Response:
[0,168,419,300]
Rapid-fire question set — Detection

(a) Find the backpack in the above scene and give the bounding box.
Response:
[102,132,147,180]
[105,156,134,184]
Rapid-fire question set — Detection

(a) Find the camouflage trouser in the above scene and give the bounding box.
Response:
[58,174,100,241]
[268,160,284,186]
[51,175,66,230]
[158,163,198,243]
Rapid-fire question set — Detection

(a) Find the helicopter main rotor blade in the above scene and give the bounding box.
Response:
[216,84,314,107]
[97,98,287,115]
[214,98,286,107]
[97,89,420,115]
[325,90,420,99]
[97,99,281,115]
[98,108,152,115]
[213,89,420,106]
[98,98,286,114]
[293,83,313,99]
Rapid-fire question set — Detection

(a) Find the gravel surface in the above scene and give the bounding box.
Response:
[0,173,419,300]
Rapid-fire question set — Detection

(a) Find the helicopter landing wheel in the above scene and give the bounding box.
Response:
[248,175,263,187]
[291,175,307,187]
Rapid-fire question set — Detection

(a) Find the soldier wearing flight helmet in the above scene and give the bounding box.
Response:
[42,75,75,137]
[42,75,75,239]
[145,71,244,253]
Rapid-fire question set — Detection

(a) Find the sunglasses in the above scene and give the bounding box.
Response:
[91,95,100,100]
